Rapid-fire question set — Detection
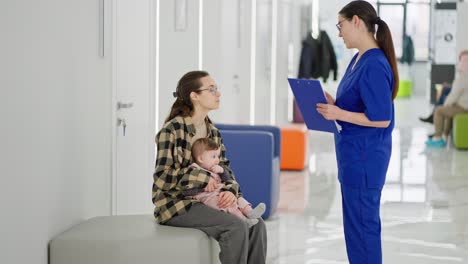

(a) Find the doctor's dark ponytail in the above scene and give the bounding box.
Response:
[339,0,399,100]
[375,19,399,100]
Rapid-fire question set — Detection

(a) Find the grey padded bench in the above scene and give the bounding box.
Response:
[50,215,221,264]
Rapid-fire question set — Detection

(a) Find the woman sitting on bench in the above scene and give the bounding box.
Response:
[153,71,267,264]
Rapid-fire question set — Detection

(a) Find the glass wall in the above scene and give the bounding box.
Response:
[370,0,431,61]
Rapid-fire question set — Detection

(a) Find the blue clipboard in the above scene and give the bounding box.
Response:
[288,78,340,134]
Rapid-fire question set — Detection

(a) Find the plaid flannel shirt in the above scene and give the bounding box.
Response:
[152,116,240,224]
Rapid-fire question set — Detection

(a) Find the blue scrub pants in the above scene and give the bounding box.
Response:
[341,184,383,264]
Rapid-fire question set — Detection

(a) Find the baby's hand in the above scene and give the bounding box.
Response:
[210,165,224,174]
[204,177,217,192]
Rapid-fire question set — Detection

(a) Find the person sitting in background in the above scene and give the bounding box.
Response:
[426,50,468,147]
[419,82,452,124]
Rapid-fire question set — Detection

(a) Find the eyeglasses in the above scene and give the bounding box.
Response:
[336,20,346,31]
[198,86,219,95]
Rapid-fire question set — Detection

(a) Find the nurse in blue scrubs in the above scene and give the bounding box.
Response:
[316,1,399,263]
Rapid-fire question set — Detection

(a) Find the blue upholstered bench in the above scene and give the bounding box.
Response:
[216,124,281,219]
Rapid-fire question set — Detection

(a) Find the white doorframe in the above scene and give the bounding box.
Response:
[111,0,118,215]
[110,0,157,215]
[147,0,158,214]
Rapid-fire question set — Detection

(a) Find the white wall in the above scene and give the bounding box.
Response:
[237,0,255,124]
[202,0,223,90]
[203,0,339,125]
[1,0,112,263]
[158,0,200,128]
[457,2,468,53]
[255,0,273,125]
[204,0,307,126]
[203,0,235,124]
[274,0,293,125]
[203,0,253,125]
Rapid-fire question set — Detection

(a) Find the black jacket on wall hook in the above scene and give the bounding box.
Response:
[400,34,415,65]
[298,30,338,83]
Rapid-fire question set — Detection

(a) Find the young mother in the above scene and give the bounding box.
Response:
[152,71,267,264]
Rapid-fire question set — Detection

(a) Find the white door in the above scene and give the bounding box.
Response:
[112,0,156,215]
[204,0,254,125]
[204,0,241,124]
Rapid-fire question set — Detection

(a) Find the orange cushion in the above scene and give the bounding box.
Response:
[280,127,308,170]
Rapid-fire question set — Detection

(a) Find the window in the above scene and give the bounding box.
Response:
[379,4,405,58]
[376,0,431,61]
[406,3,430,60]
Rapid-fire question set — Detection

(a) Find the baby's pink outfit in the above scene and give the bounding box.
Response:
[191,163,250,220]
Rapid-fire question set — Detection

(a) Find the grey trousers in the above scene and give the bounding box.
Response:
[165,203,267,264]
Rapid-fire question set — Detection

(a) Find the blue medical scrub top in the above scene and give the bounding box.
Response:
[335,48,394,188]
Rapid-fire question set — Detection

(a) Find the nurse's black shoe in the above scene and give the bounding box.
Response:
[427,133,435,139]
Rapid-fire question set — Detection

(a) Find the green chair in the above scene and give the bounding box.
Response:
[453,113,468,149]
[397,80,412,98]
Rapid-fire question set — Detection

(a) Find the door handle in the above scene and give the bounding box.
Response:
[117,118,127,136]
[117,101,134,110]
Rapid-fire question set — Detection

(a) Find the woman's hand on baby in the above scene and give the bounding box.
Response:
[204,177,217,192]
[218,191,237,208]
[210,165,224,174]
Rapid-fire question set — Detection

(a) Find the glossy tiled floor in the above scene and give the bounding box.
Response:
[265,96,468,264]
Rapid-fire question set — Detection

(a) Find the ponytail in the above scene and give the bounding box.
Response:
[376,20,399,100]
[165,98,192,123]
